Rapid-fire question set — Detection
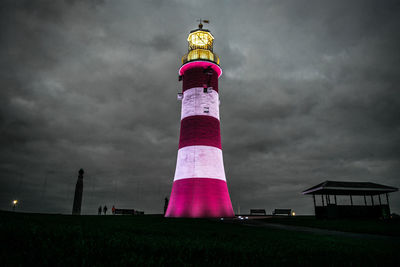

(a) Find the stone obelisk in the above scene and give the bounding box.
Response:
[72,169,84,215]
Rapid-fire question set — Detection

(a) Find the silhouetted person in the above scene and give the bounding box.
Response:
[103,205,108,215]
[112,205,116,215]
[164,197,169,215]
[98,206,102,215]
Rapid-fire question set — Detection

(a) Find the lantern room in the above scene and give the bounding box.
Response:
[182,22,220,65]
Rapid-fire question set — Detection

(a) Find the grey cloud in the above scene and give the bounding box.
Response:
[0,0,399,215]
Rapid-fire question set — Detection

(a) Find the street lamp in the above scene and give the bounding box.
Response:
[12,199,18,211]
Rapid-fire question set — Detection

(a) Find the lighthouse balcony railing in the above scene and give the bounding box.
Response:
[182,50,219,65]
[188,43,213,52]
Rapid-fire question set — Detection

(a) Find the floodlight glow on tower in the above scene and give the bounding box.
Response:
[165,21,235,218]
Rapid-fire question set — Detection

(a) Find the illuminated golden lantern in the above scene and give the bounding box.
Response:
[182,23,219,65]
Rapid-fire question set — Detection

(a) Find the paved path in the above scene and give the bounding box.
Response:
[224,219,400,241]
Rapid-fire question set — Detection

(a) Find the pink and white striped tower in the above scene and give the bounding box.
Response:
[165,22,235,218]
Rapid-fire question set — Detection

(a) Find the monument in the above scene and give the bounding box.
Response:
[72,169,84,215]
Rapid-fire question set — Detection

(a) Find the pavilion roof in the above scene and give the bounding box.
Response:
[302,180,398,196]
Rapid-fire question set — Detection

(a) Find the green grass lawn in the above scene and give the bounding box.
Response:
[259,215,400,236]
[1,211,399,266]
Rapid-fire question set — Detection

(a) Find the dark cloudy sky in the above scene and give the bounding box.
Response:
[1,0,399,215]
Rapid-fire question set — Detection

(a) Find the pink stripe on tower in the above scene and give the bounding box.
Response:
[166,22,234,218]
[179,116,221,149]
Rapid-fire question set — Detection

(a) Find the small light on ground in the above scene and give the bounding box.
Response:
[292,212,296,216]
[12,199,18,211]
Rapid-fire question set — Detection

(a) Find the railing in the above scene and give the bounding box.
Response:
[182,49,219,65]
[315,205,390,219]
[189,43,213,52]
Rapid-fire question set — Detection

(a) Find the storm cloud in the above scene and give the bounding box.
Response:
[0,0,399,214]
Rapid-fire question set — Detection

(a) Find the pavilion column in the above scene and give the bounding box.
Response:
[334,195,337,205]
[378,194,382,206]
[371,195,374,206]
[364,195,367,206]
[350,195,353,206]
[386,193,391,215]
[313,194,316,216]
[321,195,324,206]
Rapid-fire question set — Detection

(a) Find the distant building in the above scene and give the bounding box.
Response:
[72,169,84,215]
[302,181,398,219]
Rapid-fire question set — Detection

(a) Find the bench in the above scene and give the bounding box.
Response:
[273,209,292,216]
[114,209,135,215]
[114,209,144,215]
[250,209,266,215]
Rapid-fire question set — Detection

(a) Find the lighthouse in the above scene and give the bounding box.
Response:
[165,22,235,218]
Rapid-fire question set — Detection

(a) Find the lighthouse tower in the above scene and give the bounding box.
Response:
[165,22,235,218]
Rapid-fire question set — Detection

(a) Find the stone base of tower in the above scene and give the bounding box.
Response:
[165,178,235,218]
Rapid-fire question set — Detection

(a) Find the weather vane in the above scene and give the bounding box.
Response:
[197,18,210,29]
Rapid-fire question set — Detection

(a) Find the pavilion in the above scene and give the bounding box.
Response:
[302,181,398,219]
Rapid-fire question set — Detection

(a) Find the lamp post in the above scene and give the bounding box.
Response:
[12,199,18,211]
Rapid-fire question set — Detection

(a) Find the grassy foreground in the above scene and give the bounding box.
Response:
[259,215,400,236]
[0,211,399,266]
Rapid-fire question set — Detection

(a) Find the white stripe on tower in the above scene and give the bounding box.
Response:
[174,145,226,181]
[181,87,220,120]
